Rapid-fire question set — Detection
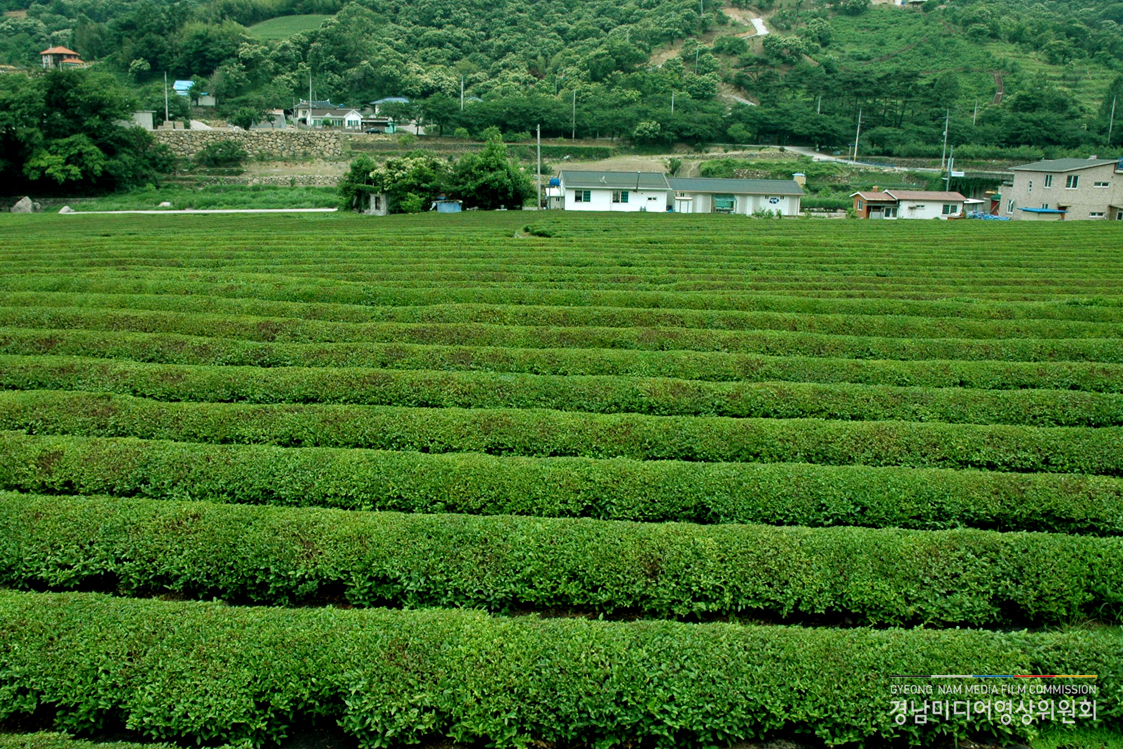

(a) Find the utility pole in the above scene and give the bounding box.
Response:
[852,107,862,163]
[163,71,168,124]
[700,0,704,17]
[972,99,978,127]
[1108,95,1117,145]
[940,109,949,169]
[671,91,675,114]
[460,78,464,111]
[308,70,313,127]
[537,124,542,210]
[944,145,955,191]
[816,95,821,114]
[571,89,576,140]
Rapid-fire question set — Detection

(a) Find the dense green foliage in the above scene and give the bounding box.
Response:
[5,434,1123,535]
[4,495,1121,625]
[0,212,1120,745]
[2,592,1119,747]
[0,69,173,195]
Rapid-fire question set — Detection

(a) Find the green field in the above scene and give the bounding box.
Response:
[246,13,331,40]
[0,212,1120,747]
[67,184,339,212]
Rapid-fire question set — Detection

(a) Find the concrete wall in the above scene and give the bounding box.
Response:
[678,193,800,216]
[1006,163,1123,220]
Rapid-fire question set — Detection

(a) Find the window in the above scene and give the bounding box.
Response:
[857,200,864,210]
[1042,203,1049,209]
[941,204,958,215]
[1007,199,1015,213]
[611,190,629,203]
[1094,181,1110,188]
[885,207,897,218]
[1028,180,1033,193]
[1065,175,1079,189]
[373,195,382,211]
[1090,212,1105,218]
[1044,174,1053,188]
[574,190,591,203]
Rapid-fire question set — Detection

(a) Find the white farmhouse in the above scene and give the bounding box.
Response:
[668,177,803,216]
[553,171,672,211]
[851,190,967,219]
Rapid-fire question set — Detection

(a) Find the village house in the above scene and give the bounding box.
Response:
[551,171,674,212]
[1004,157,1123,221]
[669,176,803,216]
[40,47,87,69]
[850,189,968,219]
[548,171,804,214]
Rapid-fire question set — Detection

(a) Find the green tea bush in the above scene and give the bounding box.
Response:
[3,495,1120,625]
[2,391,1121,475]
[0,591,1117,747]
[3,434,1122,534]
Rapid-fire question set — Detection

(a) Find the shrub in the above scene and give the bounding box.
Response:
[1,591,1117,747]
[193,140,248,168]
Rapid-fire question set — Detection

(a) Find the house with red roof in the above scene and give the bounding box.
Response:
[850,189,968,219]
[40,47,87,69]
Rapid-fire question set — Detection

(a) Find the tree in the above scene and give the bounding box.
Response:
[632,120,663,144]
[338,152,448,213]
[448,134,532,210]
[0,68,173,195]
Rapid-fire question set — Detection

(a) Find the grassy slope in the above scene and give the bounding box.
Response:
[246,13,331,40]
[67,185,339,211]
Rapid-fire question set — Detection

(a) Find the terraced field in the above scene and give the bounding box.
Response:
[0,212,1120,748]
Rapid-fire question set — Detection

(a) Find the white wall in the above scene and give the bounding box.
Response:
[564,188,668,211]
[677,193,801,216]
[897,200,962,220]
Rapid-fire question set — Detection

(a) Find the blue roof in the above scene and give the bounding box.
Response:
[173,80,194,91]
[374,97,410,104]
[1018,208,1067,214]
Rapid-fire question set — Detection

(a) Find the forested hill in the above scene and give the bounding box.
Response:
[1,0,1121,155]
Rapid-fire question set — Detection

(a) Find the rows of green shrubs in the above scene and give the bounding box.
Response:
[4,435,1122,534]
[5,304,1123,364]
[4,328,1123,393]
[7,269,1123,320]
[4,355,1122,426]
[3,591,1118,748]
[0,735,179,749]
[3,284,1122,340]
[5,494,1120,626]
[4,391,1121,475]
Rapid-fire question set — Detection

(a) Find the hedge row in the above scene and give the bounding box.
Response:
[3,391,1121,475]
[5,494,1121,625]
[0,736,178,749]
[2,591,1118,747]
[5,355,1123,427]
[4,273,1122,322]
[4,327,1123,392]
[0,294,1119,343]
[6,305,1123,365]
[3,434,1121,534]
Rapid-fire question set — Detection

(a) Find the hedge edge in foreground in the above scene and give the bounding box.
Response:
[3,494,1120,626]
[3,433,1123,534]
[1,591,1118,748]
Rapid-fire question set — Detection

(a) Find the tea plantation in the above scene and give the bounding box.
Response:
[0,212,1120,748]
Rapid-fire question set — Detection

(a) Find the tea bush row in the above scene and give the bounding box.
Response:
[4,494,1120,626]
[3,391,1122,475]
[4,328,1123,392]
[1,591,1117,748]
[3,435,1121,534]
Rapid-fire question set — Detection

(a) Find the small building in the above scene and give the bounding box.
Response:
[116,110,155,130]
[173,80,216,106]
[372,97,410,115]
[556,171,672,212]
[850,190,967,219]
[299,107,363,130]
[669,177,803,216]
[40,47,86,69]
[1005,157,1123,221]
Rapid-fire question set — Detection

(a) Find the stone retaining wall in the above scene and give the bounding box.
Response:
[152,130,352,160]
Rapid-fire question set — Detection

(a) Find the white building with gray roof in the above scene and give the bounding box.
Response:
[549,171,804,215]
[1005,157,1123,221]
